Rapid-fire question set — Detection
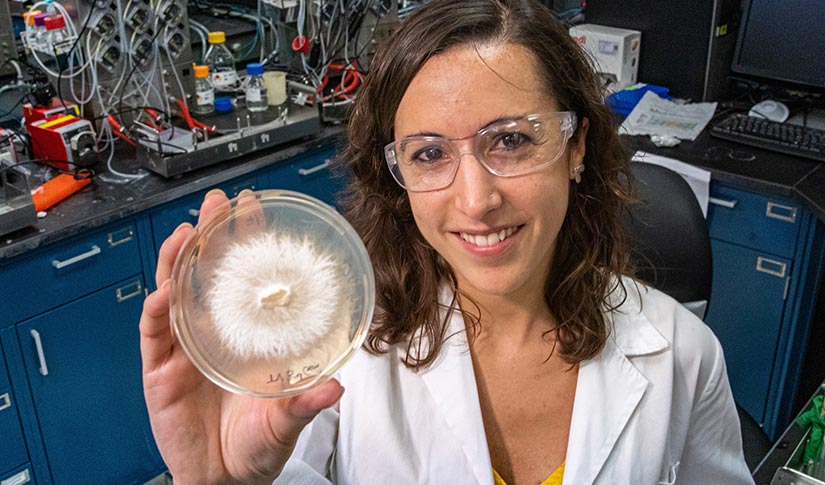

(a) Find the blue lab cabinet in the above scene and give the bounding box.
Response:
[0,145,340,484]
[705,182,825,440]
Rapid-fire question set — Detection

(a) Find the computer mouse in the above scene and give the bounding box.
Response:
[749,100,790,123]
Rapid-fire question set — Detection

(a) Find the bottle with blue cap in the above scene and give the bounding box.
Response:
[245,63,268,112]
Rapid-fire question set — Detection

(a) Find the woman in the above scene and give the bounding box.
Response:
[139,0,753,483]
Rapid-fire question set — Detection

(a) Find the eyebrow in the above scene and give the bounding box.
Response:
[401,114,529,140]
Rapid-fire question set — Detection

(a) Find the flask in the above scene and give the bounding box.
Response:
[204,32,238,91]
[192,65,215,115]
[244,63,268,112]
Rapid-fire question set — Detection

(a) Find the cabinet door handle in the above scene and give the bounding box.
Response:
[765,202,797,224]
[30,329,49,376]
[708,197,738,209]
[0,393,10,411]
[756,256,787,278]
[51,245,101,270]
[1,468,31,485]
[108,227,134,247]
[298,159,331,176]
[116,280,143,303]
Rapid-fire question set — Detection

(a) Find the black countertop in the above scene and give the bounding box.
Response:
[0,127,346,261]
[624,131,825,220]
[1,125,823,262]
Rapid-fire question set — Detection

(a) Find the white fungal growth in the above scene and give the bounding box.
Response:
[207,232,342,359]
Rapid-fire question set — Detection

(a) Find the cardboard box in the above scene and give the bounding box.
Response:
[570,24,641,90]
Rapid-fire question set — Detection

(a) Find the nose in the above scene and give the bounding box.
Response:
[451,150,503,219]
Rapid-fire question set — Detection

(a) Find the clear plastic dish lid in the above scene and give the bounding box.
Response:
[170,190,375,398]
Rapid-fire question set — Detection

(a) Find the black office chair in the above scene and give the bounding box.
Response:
[626,161,771,471]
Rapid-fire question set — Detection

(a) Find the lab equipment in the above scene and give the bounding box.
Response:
[244,63,268,112]
[192,65,215,115]
[569,24,641,91]
[204,31,238,91]
[170,190,375,398]
[264,71,288,106]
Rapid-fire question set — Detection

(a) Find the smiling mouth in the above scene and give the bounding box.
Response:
[459,226,520,247]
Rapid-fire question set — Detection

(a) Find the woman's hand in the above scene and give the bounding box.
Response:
[139,189,344,485]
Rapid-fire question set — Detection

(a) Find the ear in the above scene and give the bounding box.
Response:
[568,117,589,176]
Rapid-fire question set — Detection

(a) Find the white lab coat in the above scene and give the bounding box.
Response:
[276,280,754,484]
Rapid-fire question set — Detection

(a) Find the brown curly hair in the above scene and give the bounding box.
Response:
[339,0,634,368]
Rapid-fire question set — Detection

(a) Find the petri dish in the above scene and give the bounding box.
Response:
[170,190,374,398]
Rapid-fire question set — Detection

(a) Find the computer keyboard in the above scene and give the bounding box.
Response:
[710,113,825,162]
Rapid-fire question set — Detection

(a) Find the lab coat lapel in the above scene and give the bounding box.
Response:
[417,305,493,485]
[563,288,668,485]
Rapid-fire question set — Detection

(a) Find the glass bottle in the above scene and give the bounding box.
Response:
[244,63,268,112]
[33,13,49,52]
[204,31,238,91]
[22,10,41,51]
[44,15,66,53]
[192,65,215,115]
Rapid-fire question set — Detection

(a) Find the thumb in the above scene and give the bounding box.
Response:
[269,378,344,448]
[286,378,345,421]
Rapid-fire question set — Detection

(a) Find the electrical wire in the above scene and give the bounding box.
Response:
[57,0,98,109]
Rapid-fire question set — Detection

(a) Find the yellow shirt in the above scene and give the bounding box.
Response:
[492,462,565,485]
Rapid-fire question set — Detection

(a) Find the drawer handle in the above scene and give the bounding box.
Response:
[116,281,143,303]
[188,208,200,217]
[30,329,49,376]
[708,197,738,209]
[1,468,31,485]
[108,227,134,247]
[765,201,797,223]
[52,245,101,270]
[298,159,331,176]
[756,256,787,278]
[0,393,10,411]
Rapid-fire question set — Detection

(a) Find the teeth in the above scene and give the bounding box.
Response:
[460,226,517,247]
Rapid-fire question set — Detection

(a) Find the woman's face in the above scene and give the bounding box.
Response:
[394,43,586,302]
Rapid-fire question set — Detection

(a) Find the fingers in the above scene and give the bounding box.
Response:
[199,189,230,226]
[156,223,194,288]
[234,189,266,241]
[140,280,174,374]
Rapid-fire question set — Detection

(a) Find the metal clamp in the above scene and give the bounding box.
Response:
[108,227,134,247]
[708,197,738,209]
[766,201,797,224]
[0,393,10,412]
[116,281,143,303]
[52,245,101,270]
[30,329,49,376]
[298,159,331,176]
[756,256,787,278]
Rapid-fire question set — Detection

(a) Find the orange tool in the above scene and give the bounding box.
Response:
[31,174,91,212]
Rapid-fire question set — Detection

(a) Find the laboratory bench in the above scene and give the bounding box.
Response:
[1,124,825,483]
[0,127,347,485]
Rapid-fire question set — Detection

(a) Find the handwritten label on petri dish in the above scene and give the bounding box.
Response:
[267,363,321,385]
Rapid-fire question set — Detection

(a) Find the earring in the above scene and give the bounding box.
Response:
[572,164,585,184]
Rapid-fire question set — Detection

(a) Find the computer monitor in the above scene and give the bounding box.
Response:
[731,0,825,91]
